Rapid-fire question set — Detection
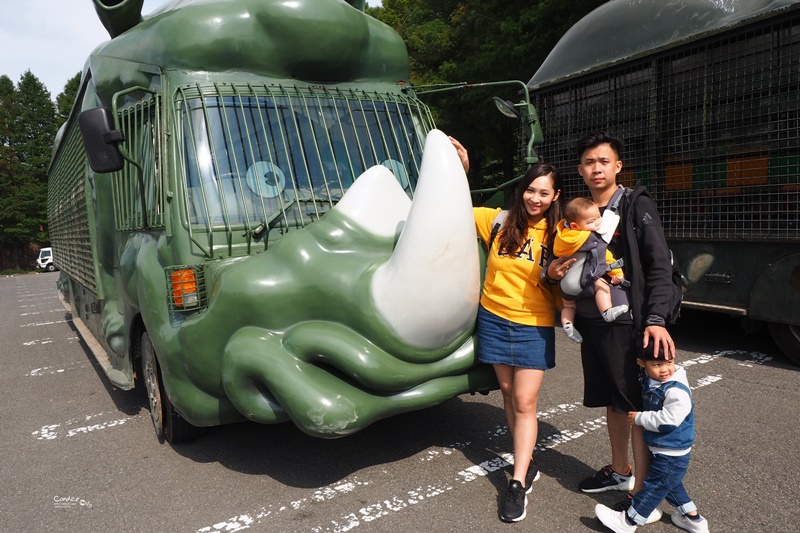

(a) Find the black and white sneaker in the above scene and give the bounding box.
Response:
[579,464,634,493]
[500,479,527,522]
[525,456,540,494]
[612,493,635,512]
[612,493,663,524]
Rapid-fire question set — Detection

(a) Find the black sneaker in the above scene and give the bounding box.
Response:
[612,493,634,512]
[500,479,527,522]
[612,492,663,524]
[525,456,540,494]
[578,464,634,493]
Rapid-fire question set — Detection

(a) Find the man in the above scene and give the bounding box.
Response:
[572,131,676,515]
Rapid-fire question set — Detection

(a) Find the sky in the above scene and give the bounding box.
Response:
[0,0,381,99]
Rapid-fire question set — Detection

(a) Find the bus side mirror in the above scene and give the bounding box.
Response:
[79,107,125,173]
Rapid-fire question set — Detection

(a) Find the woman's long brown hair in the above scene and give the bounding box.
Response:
[497,163,564,259]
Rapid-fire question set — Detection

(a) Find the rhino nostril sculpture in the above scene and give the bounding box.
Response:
[222,324,495,437]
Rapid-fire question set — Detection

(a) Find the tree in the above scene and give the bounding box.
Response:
[0,75,21,269]
[56,72,81,128]
[369,0,609,190]
[0,71,57,269]
[14,71,57,181]
[0,75,15,179]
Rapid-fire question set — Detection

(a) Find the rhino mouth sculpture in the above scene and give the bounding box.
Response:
[178,129,494,437]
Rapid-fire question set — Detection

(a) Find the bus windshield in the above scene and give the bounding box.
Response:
[179,88,431,231]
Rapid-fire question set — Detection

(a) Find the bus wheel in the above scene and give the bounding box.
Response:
[140,332,201,443]
[768,322,800,366]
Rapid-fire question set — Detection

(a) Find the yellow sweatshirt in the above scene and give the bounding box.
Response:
[474,207,560,326]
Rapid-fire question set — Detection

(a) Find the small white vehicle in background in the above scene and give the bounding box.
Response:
[36,247,56,272]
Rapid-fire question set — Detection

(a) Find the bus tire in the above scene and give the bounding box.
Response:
[768,322,800,366]
[140,332,201,443]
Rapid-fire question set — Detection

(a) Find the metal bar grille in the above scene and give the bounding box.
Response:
[174,83,433,258]
[47,118,96,292]
[114,97,164,230]
[534,14,800,242]
[164,265,208,312]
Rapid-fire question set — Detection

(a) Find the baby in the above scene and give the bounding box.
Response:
[553,197,629,343]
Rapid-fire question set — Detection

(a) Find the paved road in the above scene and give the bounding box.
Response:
[1,271,798,532]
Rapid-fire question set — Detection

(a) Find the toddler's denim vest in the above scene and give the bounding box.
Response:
[642,380,695,450]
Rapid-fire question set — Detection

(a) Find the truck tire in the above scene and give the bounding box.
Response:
[140,332,202,443]
[768,322,800,366]
[46,263,55,272]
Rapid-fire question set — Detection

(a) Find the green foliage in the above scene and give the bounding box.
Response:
[13,72,57,182]
[0,75,15,178]
[0,70,64,269]
[56,72,81,127]
[370,0,608,190]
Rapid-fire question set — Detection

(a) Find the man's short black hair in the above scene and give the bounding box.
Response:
[577,131,624,160]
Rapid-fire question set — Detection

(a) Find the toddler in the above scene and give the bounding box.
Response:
[595,347,709,533]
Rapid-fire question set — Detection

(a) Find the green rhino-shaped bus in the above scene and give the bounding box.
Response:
[48,0,497,442]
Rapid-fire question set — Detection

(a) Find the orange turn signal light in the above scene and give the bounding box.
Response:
[171,269,198,308]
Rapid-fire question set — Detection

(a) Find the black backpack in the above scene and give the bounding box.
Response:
[608,187,683,325]
[665,248,683,324]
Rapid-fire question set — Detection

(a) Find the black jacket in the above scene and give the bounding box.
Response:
[575,184,673,332]
[619,184,674,332]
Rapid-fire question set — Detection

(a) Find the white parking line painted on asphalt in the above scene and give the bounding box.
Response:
[720,350,773,366]
[537,416,608,452]
[195,478,374,533]
[457,452,512,483]
[20,319,70,328]
[311,371,726,533]
[24,338,54,346]
[26,360,93,376]
[679,352,722,366]
[314,483,453,533]
[32,412,141,440]
[191,401,683,532]
[681,349,772,367]
[17,290,59,298]
[693,375,723,388]
[23,336,78,347]
[19,308,66,317]
[193,349,760,532]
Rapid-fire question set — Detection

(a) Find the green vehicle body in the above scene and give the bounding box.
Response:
[528,0,800,363]
[47,0,496,441]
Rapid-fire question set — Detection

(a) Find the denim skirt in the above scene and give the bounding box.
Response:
[476,305,555,370]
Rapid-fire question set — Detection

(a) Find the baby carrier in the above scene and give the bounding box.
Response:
[559,232,624,298]
[559,187,627,299]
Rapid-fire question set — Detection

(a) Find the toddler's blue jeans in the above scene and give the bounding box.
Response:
[628,451,698,525]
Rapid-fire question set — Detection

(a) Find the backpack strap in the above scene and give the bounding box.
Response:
[608,186,629,214]
[598,186,629,243]
[488,210,509,251]
[603,188,631,287]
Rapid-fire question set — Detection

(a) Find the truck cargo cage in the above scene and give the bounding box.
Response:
[47,117,97,294]
[533,13,800,242]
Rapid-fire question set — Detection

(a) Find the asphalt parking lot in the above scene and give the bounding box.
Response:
[2,271,798,532]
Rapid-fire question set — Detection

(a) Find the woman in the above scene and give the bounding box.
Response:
[451,137,573,523]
